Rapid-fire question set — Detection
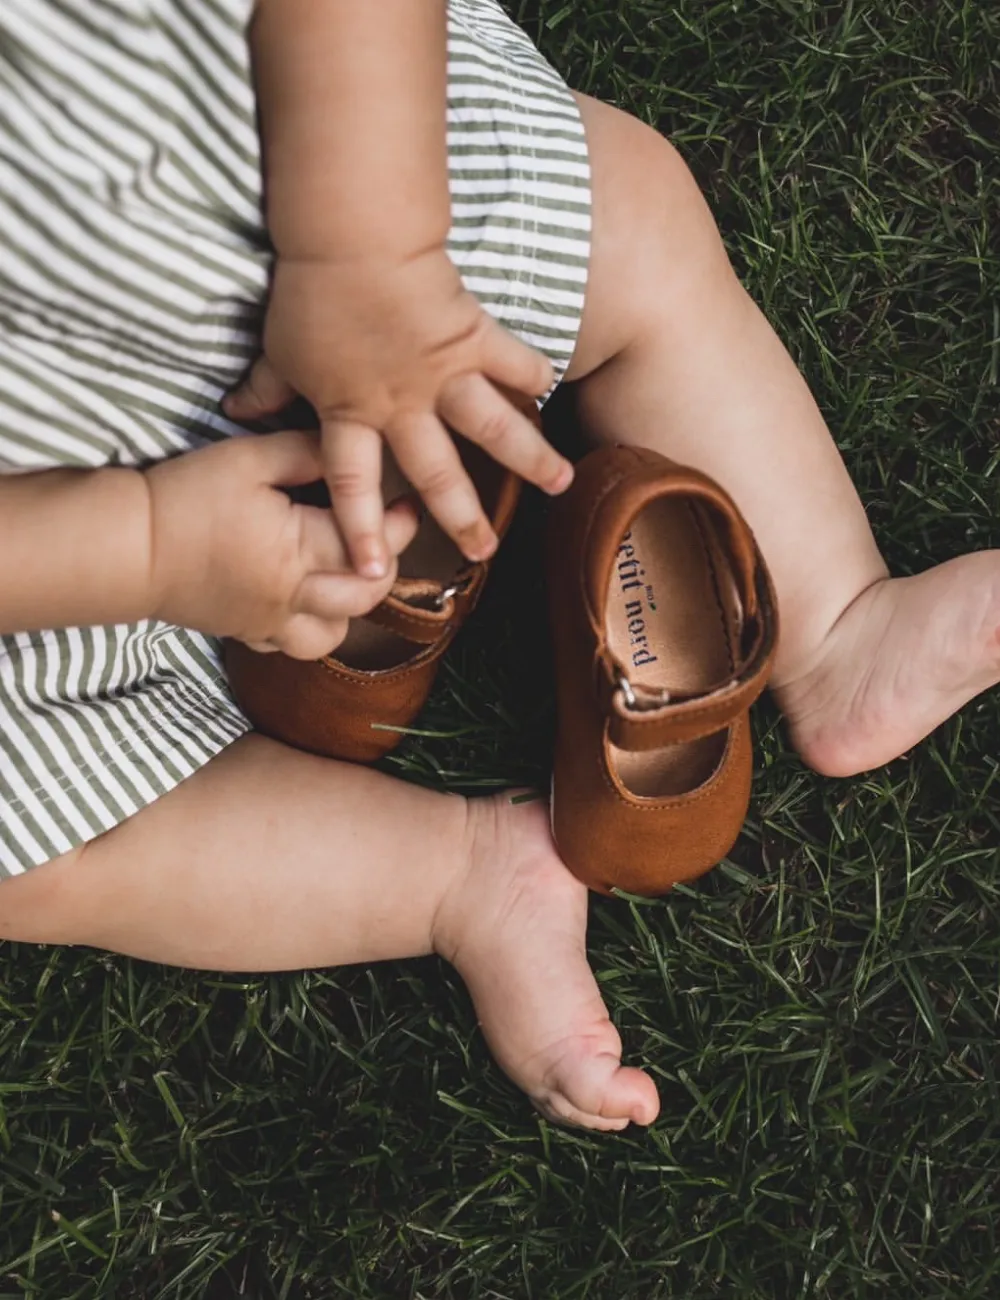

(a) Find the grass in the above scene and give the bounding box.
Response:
[3,0,1000,1294]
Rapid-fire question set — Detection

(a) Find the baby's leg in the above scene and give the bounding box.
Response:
[564,94,1000,776]
[0,736,657,1131]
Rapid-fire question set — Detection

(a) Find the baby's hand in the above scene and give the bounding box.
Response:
[223,247,572,577]
[146,431,418,659]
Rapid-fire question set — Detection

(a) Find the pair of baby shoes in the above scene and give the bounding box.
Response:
[226,427,777,897]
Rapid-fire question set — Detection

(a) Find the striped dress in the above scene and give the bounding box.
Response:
[0,0,592,876]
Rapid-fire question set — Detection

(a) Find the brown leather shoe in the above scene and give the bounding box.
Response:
[547,444,778,896]
[225,444,521,764]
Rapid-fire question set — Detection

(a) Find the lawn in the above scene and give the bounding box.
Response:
[3,1,1000,1295]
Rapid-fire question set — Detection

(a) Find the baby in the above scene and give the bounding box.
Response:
[2,0,999,1132]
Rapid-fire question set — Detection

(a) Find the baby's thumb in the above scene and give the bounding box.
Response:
[223,356,296,421]
[251,429,326,487]
[385,495,422,558]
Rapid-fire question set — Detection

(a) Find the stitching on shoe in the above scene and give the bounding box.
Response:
[688,500,737,676]
[597,718,743,811]
[577,466,631,631]
[315,631,450,684]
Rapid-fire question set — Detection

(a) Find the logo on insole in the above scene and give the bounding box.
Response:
[616,531,658,668]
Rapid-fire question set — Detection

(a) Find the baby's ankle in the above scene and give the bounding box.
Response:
[429,793,482,964]
[770,557,1000,777]
[429,792,544,966]
[770,572,891,698]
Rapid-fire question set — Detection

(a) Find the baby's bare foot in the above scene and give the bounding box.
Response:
[434,795,659,1131]
[776,552,1000,776]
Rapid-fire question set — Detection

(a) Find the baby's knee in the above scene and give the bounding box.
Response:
[590,97,726,252]
[568,95,735,375]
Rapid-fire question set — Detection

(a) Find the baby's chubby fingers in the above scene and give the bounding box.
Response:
[296,492,420,577]
[231,427,326,490]
[475,311,555,401]
[386,412,498,562]
[266,613,351,662]
[289,494,420,650]
[244,493,409,658]
[294,570,395,633]
[222,355,297,421]
[437,372,572,497]
[320,419,389,579]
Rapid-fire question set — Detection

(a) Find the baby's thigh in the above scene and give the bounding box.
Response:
[564,93,733,384]
[0,844,88,944]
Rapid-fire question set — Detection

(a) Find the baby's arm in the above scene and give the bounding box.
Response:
[0,468,152,634]
[233,0,568,576]
[0,434,417,656]
[253,0,451,262]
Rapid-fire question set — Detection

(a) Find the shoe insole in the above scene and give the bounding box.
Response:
[606,499,735,798]
[336,443,503,671]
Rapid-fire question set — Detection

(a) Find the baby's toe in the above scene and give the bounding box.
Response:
[538,1044,660,1131]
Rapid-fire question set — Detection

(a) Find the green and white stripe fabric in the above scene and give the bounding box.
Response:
[0,0,591,876]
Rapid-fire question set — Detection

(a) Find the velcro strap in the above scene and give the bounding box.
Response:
[603,563,778,751]
[365,569,486,645]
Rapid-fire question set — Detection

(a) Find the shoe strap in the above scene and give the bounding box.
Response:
[364,569,486,645]
[598,550,778,751]
[362,463,522,646]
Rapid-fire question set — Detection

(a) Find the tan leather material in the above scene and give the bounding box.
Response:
[603,680,764,751]
[597,584,777,752]
[225,635,444,763]
[362,574,484,645]
[547,444,778,897]
[225,413,531,763]
[582,466,763,635]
